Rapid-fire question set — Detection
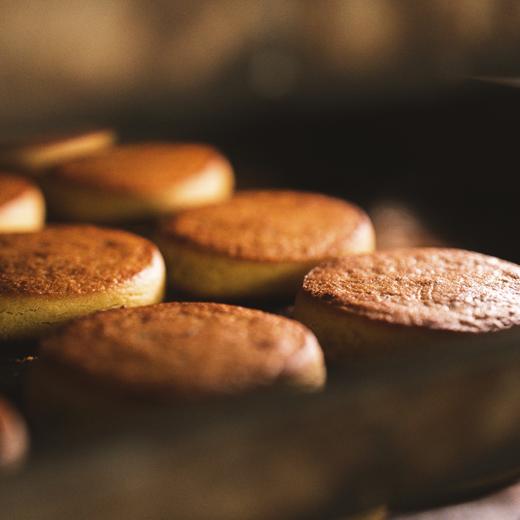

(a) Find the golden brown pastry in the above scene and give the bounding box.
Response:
[294,248,520,362]
[43,143,234,223]
[30,302,325,414]
[157,190,375,300]
[0,225,165,341]
[0,173,45,232]
[0,129,115,175]
[0,397,28,471]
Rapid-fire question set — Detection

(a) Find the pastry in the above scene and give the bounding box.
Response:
[0,397,28,471]
[0,173,45,232]
[30,302,325,413]
[158,190,375,300]
[0,225,165,341]
[0,129,115,174]
[294,248,520,362]
[44,143,234,223]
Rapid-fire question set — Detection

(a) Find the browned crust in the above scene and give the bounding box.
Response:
[0,397,28,469]
[160,190,374,262]
[0,225,156,297]
[0,173,36,206]
[0,129,113,150]
[39,302,324,397]
[301,248,520,334]
[51,143,232,195]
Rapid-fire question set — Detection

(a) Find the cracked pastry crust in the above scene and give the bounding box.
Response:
[0,226,165,340]
[294,248,520,361]
[0,173,45,232]
[157,190,375,300]
[0,129,115,174]
[31,302,324,411]
[43,143,234,223]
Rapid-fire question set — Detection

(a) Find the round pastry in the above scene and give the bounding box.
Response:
[43,143,234,223]
[0,173,45,232]
[157,190,375,300]
[0,397,28,471]
[0,226,165,341]
[0,129,115,175]
[294,248,520,362]
[31,302,325,412]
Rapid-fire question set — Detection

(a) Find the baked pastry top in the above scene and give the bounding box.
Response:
[0,226,157,297]
[40,302,324,396]
[0,174,36,205]
[161,190,374,262]
[53,143,231,195]
[0,129,115,170]
[301,248,520,333]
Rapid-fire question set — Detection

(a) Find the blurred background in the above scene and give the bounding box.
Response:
[1,1,520,264]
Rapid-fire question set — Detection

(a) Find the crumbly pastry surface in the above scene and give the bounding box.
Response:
[301,248,520,333]
[0,226,156,297]
[40,302,325,395]
[53,143,232,195]
[161,190,374,262]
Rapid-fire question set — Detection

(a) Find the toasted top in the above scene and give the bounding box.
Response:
[0,226,157,297]
[0,129,113,150]
[0,397,28,470]
[0,129,115,171]
[161,190,374,262]
[301,248,520,334]
[0,173,37,207]
[40,302,325,396]
[52,143,232,195]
